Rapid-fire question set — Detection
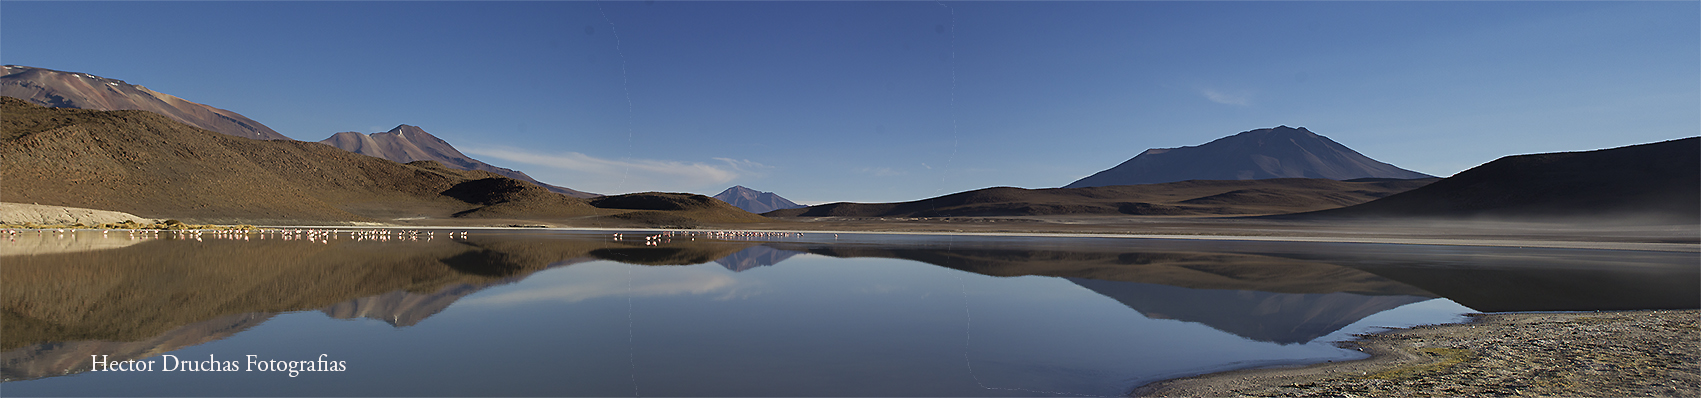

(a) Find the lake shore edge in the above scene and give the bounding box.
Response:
[1133,309,1700,397]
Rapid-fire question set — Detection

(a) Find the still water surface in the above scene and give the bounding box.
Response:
[2,229,1693,396]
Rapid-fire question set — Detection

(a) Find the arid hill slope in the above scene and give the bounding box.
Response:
[766,178,1435,218]
[1300,137,1699,223]
[1,98,756,226]
[320,126,597,198]
[1,65,288,140]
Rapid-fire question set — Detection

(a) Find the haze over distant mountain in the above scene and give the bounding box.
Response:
[0,65,289,141]
[1300,137,1700,223]
[1066,126,1432,188]
[713,186,805,214]
[320,125,597,198]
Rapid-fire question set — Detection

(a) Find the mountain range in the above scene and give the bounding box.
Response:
[320,125,597,198]
[1066,126,1432,188]
[0,97,759,226]
[713,186,805,214]
[4,65,1692,226]
[2,65,597,199]
[0,65,289,141]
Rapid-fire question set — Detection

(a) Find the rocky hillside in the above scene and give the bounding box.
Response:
[0,98,756,226]
[320,125,596,198]
[1,65,288,140]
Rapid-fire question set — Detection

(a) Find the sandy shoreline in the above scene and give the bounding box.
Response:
[1135,309,1700,397]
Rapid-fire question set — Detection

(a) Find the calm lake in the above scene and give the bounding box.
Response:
[3,229,1695,396]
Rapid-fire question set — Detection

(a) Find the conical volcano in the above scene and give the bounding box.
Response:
[1066,126,1432,188]
[712,185,804,214]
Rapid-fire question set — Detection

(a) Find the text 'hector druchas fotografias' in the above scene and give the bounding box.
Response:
[90,354,348,377]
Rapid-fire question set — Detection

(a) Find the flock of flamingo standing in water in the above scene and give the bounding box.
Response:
[611,230,813,246]
[0,228,471,243]
[2,228,825,245]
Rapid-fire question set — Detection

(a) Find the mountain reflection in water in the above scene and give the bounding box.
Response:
[2,230,1693,395]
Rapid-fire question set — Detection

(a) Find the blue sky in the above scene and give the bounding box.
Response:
[3,1,1696,203]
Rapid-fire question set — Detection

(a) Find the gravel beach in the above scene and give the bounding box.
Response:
[1135,309,1699,397]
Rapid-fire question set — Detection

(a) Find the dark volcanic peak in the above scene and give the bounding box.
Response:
[713,185,805,214]
[1301,137,1701,223]
[319,125,597,198]
[1066,126,1432,188]
[0,65,289,141]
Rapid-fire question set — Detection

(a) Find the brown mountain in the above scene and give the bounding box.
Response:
[0,97,756,226]
[1066,126,1432,188]
[320,125,597,198]
[0,65,289,141]
[713,185,804,214]
[1299,137,1700,223]
[765,178,1435,218]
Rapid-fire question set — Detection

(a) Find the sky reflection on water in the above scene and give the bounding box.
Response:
[4,229,1688,396]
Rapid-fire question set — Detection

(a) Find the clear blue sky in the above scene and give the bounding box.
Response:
[4,1,1696,203]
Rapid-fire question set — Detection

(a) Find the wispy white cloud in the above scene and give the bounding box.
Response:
[1201,88,1252,106]
[463,146,761,192]
[713,157,773,177]
[856,167,906,177]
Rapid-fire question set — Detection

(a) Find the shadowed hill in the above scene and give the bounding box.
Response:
[1066,126,1431,188]
[320,125,597,198]
[585,192,771,228]
[1297,137,1700,223]
[766,178,1434,218]
[1,65,288,140]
